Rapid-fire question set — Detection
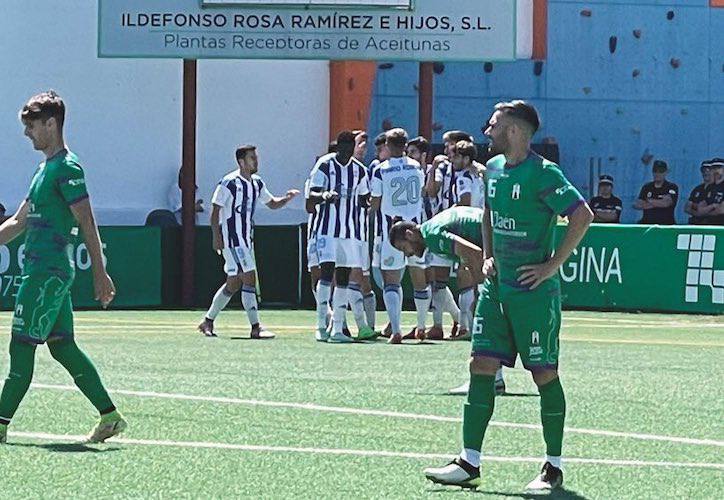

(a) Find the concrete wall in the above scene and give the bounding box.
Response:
[0,0,328,225]
[369,0,724,223]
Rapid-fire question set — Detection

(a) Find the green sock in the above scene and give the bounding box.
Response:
[539,377,566,457]
[0,339,37,423]
[462,374,496,453]
[47,339,115,415]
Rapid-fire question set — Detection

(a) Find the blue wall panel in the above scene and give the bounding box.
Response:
[368,0,723,224]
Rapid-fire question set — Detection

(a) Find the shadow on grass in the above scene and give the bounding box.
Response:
[9,442,122,454]
[429,487,588,499]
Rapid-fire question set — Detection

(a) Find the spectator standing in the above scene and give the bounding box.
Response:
[589,175,622,223]
[634,160,678,225]
[685,161,713,225]
[699,159,724,225]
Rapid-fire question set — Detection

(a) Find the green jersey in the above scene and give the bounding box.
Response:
[485,152,584,299]
[24,149,88,279]
[420,206,485,261]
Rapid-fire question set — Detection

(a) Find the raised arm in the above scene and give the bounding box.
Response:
[266,189,300,210]
[0,200,30,246]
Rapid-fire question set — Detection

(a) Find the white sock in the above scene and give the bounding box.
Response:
[545,455,562,469]
[413,288,431,329]
[458,287,475,331]
[316,280,332,330]
[495,367,504,382]
[241,286,259,326]
[432,282,446,326]
[332,286,349,334]
[206,285,234,320]
[348,282,368,329]
[444,286,460,321]
[363,292,376,329]
[460,448,481,468]
[383,284,402,334]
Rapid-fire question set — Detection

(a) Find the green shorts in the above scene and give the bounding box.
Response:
[11,274,74,345]
[471,279,561,371]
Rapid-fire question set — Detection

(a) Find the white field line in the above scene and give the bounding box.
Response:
[8,431,724,470]
[31,383,724,448]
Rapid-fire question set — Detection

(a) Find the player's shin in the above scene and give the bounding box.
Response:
[347,282,368,329]
[383,284,402,334]
[461,373,496,467]
[315,279,332,330]
[241,286,260,327]
[539,377,566,464]
[363,292,376,329]
[47,339,115,415]
[414,288,431,329]
[432,282,444,326]
[0,339,37,424]
[458,287,475,331]
[332,286,349,334]
[206,285,234,320]
[443,286,461,320]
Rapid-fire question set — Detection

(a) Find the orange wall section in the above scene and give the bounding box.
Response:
[711,0,724,7]
[329,61,377,140]
[533,0,548,60]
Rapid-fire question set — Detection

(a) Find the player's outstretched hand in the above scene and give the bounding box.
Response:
[94,272,116,309]
[482,257,497,278]
[516,261,557,290]
[286,189,300,200]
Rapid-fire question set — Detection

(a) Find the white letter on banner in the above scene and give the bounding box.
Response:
[560,248,578,283]
[605,248,622,284]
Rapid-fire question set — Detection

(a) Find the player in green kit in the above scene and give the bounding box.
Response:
[0,91,126,444]
[421,101,593,491]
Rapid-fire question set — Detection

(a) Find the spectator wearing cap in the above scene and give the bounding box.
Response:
[589,175,622,223]
[685,160,713,224]
[634,160,679,225]
[698,158,724,225]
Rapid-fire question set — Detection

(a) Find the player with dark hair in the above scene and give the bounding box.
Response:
[0,91,126,444]
[198,145,299,338]
[424,100,593,492]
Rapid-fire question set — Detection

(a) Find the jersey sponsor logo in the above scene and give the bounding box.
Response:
[491,211,516,231]
[555,185,574,196]
[560,246,622,284]
[677,234,723,305]
[531,330,539,345]
[66,178,85,186]
[512,183,520,200]
[529,346,543,357]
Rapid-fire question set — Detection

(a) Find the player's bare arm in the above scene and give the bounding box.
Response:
[0,200,30,245]
[266,189,300,210]
[70,198,116,308]
[517,203,594,289]
[451,234,485,283]
[481,206,496,276]
[210,204,224,252]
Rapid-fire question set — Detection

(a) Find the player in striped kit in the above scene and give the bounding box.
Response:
[308,131,374,343]
[370,128,428,344]
[426,130,475,339]
[198,145,299,338]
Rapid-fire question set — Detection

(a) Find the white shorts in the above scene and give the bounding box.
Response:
[372,236,428,271]
[358,239,371,273]
[307,238,319,270]
[316,235,361,268]
[222,244,256,276]
[429,252,454,268]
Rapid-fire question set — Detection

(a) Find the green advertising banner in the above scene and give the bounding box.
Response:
[0,227,162,310]
[556,224,724,314]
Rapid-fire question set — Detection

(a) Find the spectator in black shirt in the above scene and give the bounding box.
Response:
[698,158,724,225]
[685,160,713,224]
[589,174,622,223]
[634,160,679,225]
